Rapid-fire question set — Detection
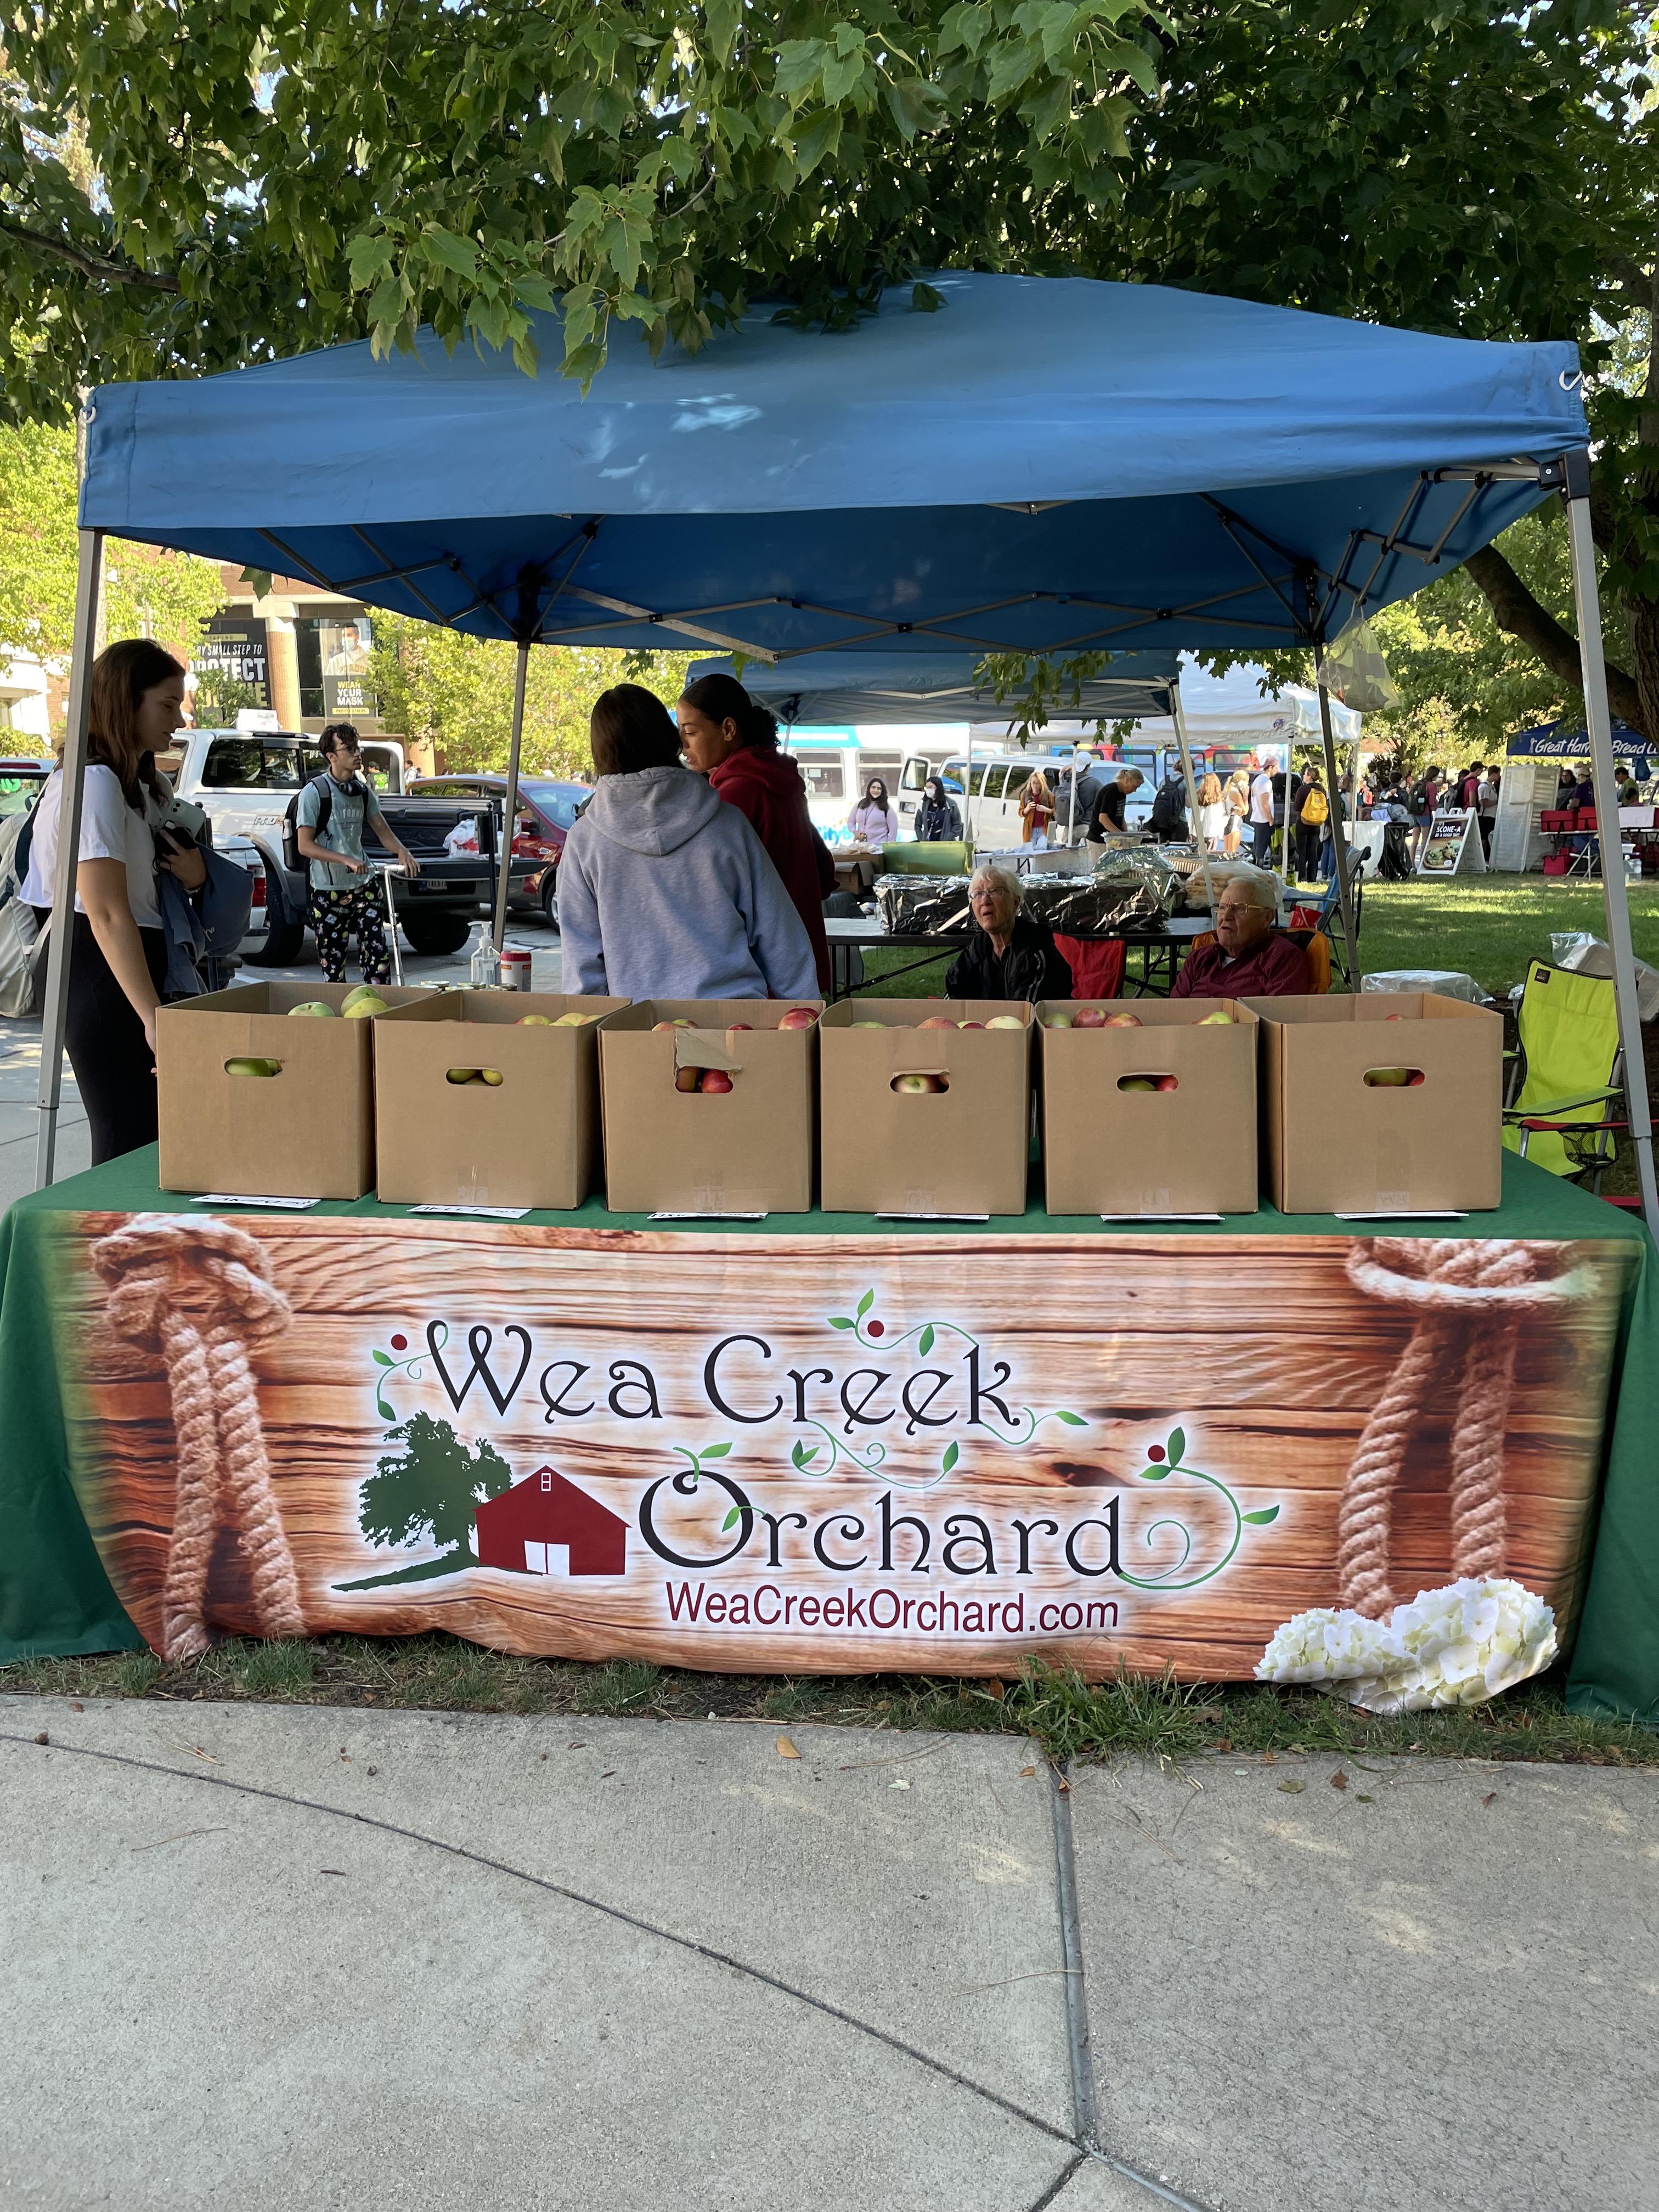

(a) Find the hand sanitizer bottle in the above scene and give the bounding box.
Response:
[469,924,501,990]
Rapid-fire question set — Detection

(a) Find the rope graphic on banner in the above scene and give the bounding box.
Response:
[1335,1238,1590,1619]
[92,1214,303,1660]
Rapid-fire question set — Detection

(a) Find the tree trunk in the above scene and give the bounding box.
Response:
[1464,543,1647,739]
[1631,596,1659,752]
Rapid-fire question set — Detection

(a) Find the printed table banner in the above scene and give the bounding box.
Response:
[57,1211,1634,1685]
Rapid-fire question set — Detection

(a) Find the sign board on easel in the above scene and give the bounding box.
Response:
[1418,810,1486,876]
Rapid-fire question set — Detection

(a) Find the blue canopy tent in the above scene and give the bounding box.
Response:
[1507,722,1650,768]
[44,273,1654,1232]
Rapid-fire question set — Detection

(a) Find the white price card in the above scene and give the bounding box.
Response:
[1099,1212,1224,1223]
[1335,1210,1468,1221]
[195,1193,318,1210]
[651,1210,769,1221]
[876,1211,992,1222]
[407,1203,532,1220]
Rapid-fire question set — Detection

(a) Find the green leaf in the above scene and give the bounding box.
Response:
[419,225,478,278]
[721,1506,742,1531]
[911,281,944,312]
[1242,1505,1280,1526]
[856,1289,874,1318]
[702,1441,731,1458]
[1054,1408,1085,1425]
[1167,1426,1186,1465]
[791,108,844,177]
[371,1349,393,1366]
[942,1440,959,1474]
[346,230,396,290]
[918,1323,935,1355]
[238,567,275,600]
[829,1315,854,1329]
[1139,1465,1170,1480]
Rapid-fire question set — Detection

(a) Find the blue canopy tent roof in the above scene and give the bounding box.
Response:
[683,648,1182,724]
[81,274,1587,660]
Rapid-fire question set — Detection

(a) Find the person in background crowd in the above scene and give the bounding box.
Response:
[1172,871,1311,999]
[1150,766,1188,842]
[1409,763,1443,864]
[1222,769,1251,856]
[676,672,835,994]
[1194,772,1227,852]
[295,724,419,985]
[1570,766,1596,812]
[1295,766,1327,882]
[1556,765,1578,805]
[1248,757,1276,865]
[944,864,1074,1002]
[560,684,818,1002]
[1617,769,1640,806]
[1017,769,1055,851]
[1478,767,1501,856]
[848,777,898,846]
[914,774,964,843]
[1086,766,1144,841]
[21,640,206,1163]
[1458,761,1485,809]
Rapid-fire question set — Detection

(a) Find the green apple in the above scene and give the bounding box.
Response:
[225,1057,279,1078]
[287,1001,337,1018]
[1364,1068,1412,1087]
[1197,1009,1234,1025]
[1118,1076,1157,1092]
[342,994,387,1019]
[1043,1014,1074,1029]
[984,1015,1024,1029]
[479,1068,504,1086]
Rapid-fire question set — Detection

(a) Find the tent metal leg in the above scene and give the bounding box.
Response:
[35,528,104,1190]
[1170,692,1217,916]
[1563,450,1659,1241]
[1313,649,1363,986]
[492,637,531,952]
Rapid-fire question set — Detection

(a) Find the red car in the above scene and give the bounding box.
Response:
[407,774,590,925]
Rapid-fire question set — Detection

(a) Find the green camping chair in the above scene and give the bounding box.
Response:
[1502,960,1623,1184]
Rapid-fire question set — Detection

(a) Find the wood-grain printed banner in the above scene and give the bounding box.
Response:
[58,1212,1634,1678]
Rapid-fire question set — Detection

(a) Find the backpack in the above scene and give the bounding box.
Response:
[1150,778,1186,835]
[1409,780,1431,815]
[283,773,337,873]
[1300,786,1329,826]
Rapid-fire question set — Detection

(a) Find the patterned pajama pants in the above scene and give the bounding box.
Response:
[307,884,392,986]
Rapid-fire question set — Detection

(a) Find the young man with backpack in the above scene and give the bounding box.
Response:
[289,724,419,984]
[1150,768,1188,843]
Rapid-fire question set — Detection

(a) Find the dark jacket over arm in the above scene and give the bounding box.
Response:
[945,914,1074,1003]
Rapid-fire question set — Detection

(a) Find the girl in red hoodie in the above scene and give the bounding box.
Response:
[676,675,836,992]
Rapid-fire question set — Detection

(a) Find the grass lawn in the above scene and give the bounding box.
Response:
[855,878,1659,1003]
[3,1639,1652,1767]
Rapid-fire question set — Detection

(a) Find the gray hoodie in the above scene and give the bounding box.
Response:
[558,764,820,1002]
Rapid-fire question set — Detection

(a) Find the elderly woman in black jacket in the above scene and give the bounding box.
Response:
[944,864,1073,1002]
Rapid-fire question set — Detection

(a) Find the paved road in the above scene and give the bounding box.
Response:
[0,916,562,1212]
[1,1701,1652,2211]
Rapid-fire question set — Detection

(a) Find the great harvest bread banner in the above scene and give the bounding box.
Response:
[55,1211,1634,1692]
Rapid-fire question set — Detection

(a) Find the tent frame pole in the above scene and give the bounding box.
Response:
[1313,646,1363,986]
[1170,690,1216,916]
[1561,447,1659,1241]
[35,528,104,1189]
[492,635,531,953]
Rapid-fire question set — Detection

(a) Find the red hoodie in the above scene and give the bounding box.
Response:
[709,744,836,992]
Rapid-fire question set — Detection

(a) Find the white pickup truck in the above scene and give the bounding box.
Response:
[171,729,534,963]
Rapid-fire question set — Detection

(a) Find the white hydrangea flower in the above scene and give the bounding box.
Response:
[1255,1578,1556,1714]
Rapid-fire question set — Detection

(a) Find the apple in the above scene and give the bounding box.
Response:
[1364,1068,1412,1087]
[851,1020,887,1029]
[726,1022,753,1032]
[1407,1071,1426,1086]
[675,1065,701,1092]
[479,1069,504,1087]
[958,1020,986,1030]
[1103,1013,1142,1029]
[893,1073,943,1094]
[698,1068,734,1094]
[225,1057,279,1078]
[1384,1013,1406,1022]
[918,1015,958,1030]
[777,1007,819,1030]
[342,994,387,1019]
[985,1015,1024,1029]
[1153,1074,1180,1092]
[445,1068,479,1085]
[1197,1009,1234,1025]
[652,1019,693,1032]
[518,1014,556,1026]
[1042,1014,1074,1030]
[1118,1075,1157,1092]
[287,1001,337,1018]
[340,986,380,1011]
[1071,1008,1108,1029]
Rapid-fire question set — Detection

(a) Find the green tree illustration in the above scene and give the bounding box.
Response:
[340,1413,512,1590]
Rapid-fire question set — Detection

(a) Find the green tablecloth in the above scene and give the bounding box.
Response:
[3,1145,1655,1720]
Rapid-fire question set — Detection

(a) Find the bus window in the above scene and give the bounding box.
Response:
[800,760,844,799]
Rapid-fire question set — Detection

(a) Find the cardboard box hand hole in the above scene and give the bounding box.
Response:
[1363,1067,1426,1088]
[891,1073,950,1094]
[1117,1073,1179,1092]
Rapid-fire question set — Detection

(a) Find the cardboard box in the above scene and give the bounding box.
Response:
[156,979,432,1199]
[1245,992,1503,1214]
[1037,998,1259,1215]
[820,999,1032,1216]
[599,1000,822,1214]
[373,992,627,1210]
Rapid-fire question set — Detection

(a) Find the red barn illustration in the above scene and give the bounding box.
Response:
[475,1467,628,1580]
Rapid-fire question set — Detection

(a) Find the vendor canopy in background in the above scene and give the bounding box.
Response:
[1130,656,1361,751]
[81,275,1587,659]
[1506,721,1651,765]
[683,648,1181,724]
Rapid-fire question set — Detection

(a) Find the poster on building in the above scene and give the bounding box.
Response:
[1418,810,1485,876]
[320,618,375,718]
[195,615,270,706]
[50,1214,1630,1701]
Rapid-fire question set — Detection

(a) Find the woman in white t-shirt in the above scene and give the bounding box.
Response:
[22,640,203,1161]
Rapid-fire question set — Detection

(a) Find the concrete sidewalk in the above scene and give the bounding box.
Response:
[1,1701,1652,2212]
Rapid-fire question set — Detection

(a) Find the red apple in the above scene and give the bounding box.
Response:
[1103,1013,1143,1029]
[698,1068,734,1093]
[1407,1071,1426,1086]
[1072,1008,1108,1029]
[653,1019,695,1032]
[727,1022,752,1032]
[1153,1074,1180,1092]
[917,1016,958,1030]
[675,1065,701,1093]
[958,1020,986,1029]
[777,1006,819,1030]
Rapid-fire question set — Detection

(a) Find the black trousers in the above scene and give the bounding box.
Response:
[37,911,168,1166]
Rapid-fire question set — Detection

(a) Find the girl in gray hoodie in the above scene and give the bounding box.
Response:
[558,685,820,1002]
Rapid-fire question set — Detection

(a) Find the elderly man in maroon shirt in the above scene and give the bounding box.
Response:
[1172,872,1311,999]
